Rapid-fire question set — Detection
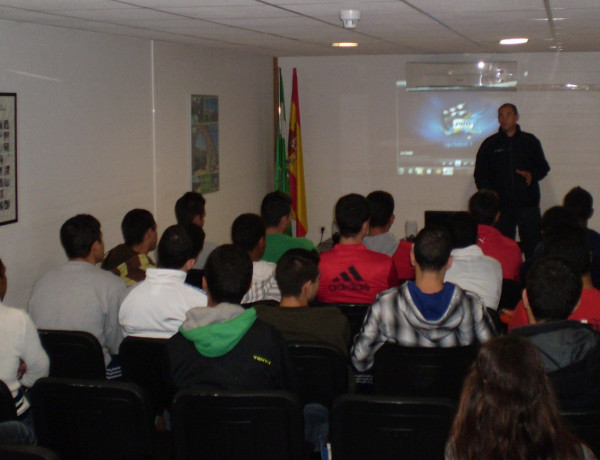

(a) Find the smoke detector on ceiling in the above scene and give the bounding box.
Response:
[340,9,361,29]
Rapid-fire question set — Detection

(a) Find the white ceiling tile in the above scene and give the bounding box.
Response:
[159,5,293,19]
[0,0,597,56]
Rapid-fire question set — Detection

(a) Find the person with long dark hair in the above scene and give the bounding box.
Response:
[446,336,596,460]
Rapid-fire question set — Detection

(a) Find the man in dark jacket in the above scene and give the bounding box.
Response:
[511,256,600,410]
[474,103,550,258]
[167,244,297,392]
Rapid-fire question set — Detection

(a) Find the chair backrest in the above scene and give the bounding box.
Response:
[0,444,62,460]
[30,377,154,460]
[330,394,456,460]
[373,343,478,400]
[37,330,106,380]
[562,409,600,457]
[287,342,348,407]
[171,388,304,460]
[0,379,17,421]
[313,303,370,343]
[119,336,171,415]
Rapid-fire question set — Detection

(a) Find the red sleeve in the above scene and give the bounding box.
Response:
[510,247,523,282]
[392,241,415,282]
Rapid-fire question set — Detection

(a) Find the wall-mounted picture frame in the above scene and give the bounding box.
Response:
[0,93,17,226]
[191,95,219,194]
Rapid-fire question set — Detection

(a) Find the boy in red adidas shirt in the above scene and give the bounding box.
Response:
[317,194,396,304]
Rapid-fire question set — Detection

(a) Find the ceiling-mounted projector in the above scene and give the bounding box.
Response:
[340,9,361,29]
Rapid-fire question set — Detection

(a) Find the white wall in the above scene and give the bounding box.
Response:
[279,53,600,243]
[3,21,598,308]
[0,21,273,309]
[153,42,273,241]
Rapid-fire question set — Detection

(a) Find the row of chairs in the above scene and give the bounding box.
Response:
[35,329,483,403]
[3,328,600,458]
[35,330,351,410]
[35,329,478,405]
[2,376,600,460]
[5,376,456,460]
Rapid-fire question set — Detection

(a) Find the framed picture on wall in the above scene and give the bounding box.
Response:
[0,93,17,225]
[191,95,219,194]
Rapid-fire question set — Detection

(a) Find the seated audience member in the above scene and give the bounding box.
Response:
[510,256,600,410]
[260,191,316,263]
[255,248,351,356]
[508,225,600,331]
[446,336,595,460]
[175,191,217,268]
[29,214,126,375]
[101,208,158,286]
[351,226,495,372]
[445,212,502,309]
[257,248,348,453]
[0,258,49,440]
[391,239,415,283]
[564,185,600,289]
[317,194,396,304]
[469,189,522,281]
[519,205,579,285]
[119,225,207,338]
[363,191,398,257]
[231,213,280,304]
[166,245,296,392]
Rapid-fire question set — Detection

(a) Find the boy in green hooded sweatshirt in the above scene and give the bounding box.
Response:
[166,244,297,392]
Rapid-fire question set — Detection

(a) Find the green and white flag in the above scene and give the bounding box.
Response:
[275,68,289,194]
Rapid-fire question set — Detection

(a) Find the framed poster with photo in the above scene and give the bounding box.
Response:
[191,95,219,194]
[0,94,17,225]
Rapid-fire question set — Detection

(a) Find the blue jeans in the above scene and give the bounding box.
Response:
[304,403,329,453]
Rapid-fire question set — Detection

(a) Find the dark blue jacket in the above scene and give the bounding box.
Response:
[474,125,550,208]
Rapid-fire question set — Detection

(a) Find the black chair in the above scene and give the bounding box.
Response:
[37,330,105,380]
[0,445,62,460]
[30,377,154,460]
[313,303,370,343]
[119,336,171,416]
[184,269,204,289]
[287,342,348,407]
[0,379,17,421]
[330,394,456,460]
[171,388,304,460]
[562,409,600,457]
[373,343,478,400]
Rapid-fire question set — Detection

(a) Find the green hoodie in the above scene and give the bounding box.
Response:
[180,307,257,357]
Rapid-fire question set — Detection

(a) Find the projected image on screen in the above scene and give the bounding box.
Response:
[397,93,502,176]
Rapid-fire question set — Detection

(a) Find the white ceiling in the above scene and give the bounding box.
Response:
[0,0,598,56]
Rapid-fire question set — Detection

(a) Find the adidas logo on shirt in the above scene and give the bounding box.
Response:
[330,265,370,292]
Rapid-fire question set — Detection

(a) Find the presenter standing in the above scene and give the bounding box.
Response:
[474,103,550,259]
